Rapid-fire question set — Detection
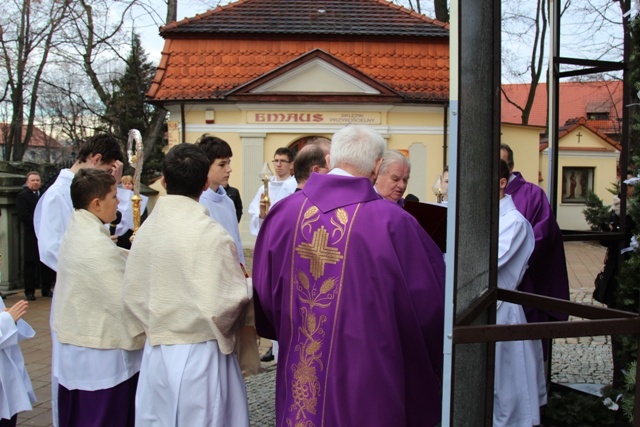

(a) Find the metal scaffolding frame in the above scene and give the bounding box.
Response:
[449,1,640,425]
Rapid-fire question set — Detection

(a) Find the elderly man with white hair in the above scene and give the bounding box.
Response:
[252,124,446,427]
[374,149,411,205]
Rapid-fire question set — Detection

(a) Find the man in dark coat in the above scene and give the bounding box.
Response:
[16,171,53,300]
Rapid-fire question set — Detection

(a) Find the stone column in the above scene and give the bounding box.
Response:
[0,173,28,292]
[240,133,267,244]
[408,143,427,201]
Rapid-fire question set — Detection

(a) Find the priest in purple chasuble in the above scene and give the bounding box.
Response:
[253,125,446,427]
[500,144,570,327]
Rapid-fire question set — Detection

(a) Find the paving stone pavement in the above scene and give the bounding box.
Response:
[551,289,613,385]
[11,241,611,426]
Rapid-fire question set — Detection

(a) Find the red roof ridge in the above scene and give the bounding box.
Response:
[161,0,251,31]
[160,0,450,33]
[539,115,621,152]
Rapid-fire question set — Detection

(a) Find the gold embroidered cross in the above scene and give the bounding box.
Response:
[296,226,343,280]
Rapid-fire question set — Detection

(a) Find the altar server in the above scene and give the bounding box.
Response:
[123,143,251,426]
[0,299,36,427]
[494,159,547,427]
[53,169,144,427]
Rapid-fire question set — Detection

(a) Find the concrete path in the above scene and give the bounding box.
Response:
[11,241,610,426]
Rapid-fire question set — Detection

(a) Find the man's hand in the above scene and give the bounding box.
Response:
[259,198,270,219]
[5,300,28,322]
[112,160,124,184]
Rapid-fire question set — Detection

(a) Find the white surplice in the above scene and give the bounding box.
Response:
[135,340,249,426]
[200,186,244,263]
[494,195,547,427]
[247,175,296,236]
[33,168,75,427]
[0,300,36,421]
[34,168,74,272]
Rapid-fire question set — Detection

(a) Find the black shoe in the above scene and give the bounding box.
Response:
[26,294,36,301]
[41,291,53,298]
[260,347,274,362]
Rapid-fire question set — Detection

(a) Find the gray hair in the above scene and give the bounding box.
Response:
[330,125,385,176]
[378,150,411,176]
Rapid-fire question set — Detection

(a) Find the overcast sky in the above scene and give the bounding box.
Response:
[133,0,626,83]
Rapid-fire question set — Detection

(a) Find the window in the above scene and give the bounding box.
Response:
[561,167,594,204]
[587,112,610,121]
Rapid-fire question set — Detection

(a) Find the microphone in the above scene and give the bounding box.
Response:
[110,211,122,235]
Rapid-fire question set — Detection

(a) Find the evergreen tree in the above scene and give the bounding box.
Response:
[107,33,156,139]
[629,15,640,157]
[106,32,166,184]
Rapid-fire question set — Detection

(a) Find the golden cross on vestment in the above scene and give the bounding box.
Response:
[296,226,344,280]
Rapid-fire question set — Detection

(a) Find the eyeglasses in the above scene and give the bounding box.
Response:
[272,160,291,164]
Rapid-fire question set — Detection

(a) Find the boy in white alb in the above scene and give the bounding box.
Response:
[123,143,251,426]
[53,169,144,427]
[196,134,260,376]
[494,159,547,427]
[33,134,124,427]
[247,147,297,236]
[0,299,36,427]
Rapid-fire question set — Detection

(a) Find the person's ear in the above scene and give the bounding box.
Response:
[89,153,102,166]
[89,197,101,212]
[160,176,167,190]
[203,178,210,191]
[499,177,508,190]
[312,165,320,173]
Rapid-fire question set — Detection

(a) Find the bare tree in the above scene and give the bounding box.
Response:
[55,0,168,161]
[501,0,551,125]
[0,0,70,160]
[391,0,449,22]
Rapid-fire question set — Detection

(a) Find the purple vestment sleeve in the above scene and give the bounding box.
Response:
[253,173,445,427]
[506,172,570,323]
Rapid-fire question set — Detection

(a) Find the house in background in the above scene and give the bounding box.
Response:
[145,0,622,234]
[539,117,621,230]
[146,0,451,241]
[502,80,623,141]
[0,123,69,164]
[501,81,624,230]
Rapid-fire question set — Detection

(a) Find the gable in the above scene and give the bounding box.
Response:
[558,125,618,151]
[250,57,381,94]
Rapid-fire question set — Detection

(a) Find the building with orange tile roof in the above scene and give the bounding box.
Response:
[501,80,623,140]
[147,0,451,240]
[501,81,623,229]
[146,0,620,234]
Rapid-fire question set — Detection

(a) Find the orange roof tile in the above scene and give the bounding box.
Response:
[148,0,449,103]
[149,38,449,102]
[501,81,623,130]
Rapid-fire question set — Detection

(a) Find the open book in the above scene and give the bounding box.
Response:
[404,201,447,253]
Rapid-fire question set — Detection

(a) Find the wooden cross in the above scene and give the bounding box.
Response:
[576,132,582,143]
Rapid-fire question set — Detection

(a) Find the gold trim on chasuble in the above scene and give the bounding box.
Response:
[285,202,358,427]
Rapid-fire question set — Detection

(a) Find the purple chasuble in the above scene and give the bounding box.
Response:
[506,172,570,323]
[253,173,445,427]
